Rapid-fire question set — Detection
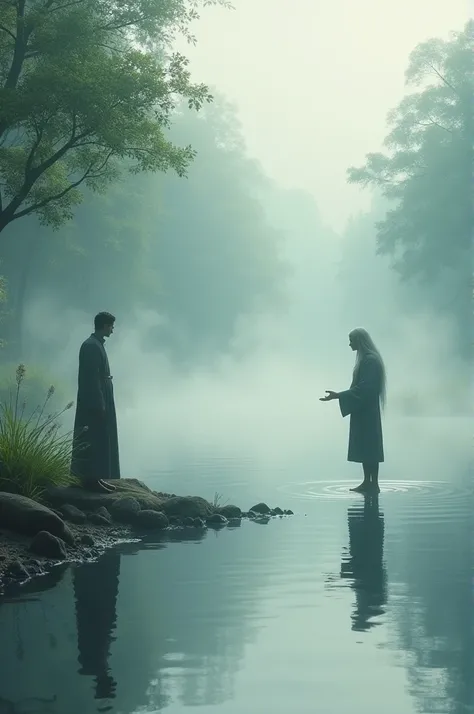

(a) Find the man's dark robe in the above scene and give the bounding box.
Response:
[338,354,384,464]
[71,334,120,482]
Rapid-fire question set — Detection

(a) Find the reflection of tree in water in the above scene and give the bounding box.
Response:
[340,494,387,632]
[388,482,472,714]
[73,553,120,703]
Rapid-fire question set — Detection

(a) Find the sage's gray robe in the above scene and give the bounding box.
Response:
[71,334,120,482]
[338,354,384,464]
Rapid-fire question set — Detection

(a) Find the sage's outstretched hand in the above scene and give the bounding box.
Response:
[319,390,339,402]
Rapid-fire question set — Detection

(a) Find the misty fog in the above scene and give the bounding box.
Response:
[0,2,470,496]
[0,4,472,713]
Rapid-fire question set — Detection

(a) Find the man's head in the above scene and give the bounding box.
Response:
[94,311,115,338]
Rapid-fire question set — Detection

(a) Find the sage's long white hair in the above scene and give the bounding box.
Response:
[350,327,387,408]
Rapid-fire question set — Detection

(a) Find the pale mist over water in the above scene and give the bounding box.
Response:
[24,224,470,492]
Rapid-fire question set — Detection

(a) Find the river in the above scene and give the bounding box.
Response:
[0,416,471,714]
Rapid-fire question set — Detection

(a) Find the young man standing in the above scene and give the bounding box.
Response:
[71,312,121,492]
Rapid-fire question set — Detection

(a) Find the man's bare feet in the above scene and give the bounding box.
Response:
[350,482,370,493]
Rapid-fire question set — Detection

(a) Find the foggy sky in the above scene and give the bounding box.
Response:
[182,0,470,231]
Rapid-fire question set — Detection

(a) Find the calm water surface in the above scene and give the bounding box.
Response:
[0,417,472,714]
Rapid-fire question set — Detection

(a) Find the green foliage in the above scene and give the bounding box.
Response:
[0,0,232,233]
[0,364,77,501]
[0,97,289,362]
[347,21,473,351]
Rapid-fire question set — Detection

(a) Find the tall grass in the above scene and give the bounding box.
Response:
[212,492,229,508]
[0,364,78,502]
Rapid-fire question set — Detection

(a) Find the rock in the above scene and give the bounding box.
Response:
[25,559,42,576]
[284,509,294,516]
[134,510,169,530]
[46,478,164,513]
[0,492,74,544]
[227,518,242,527]
[270,506,283,516]
[5,560,29,580]
[80,534,95,547]
[218,504,242,519]
[88,513,111,527]
[183,517,195,527]
[248,511,258,519]
[161,496,214,520]
[61,504,87,524]
[194,518,206,528]
[96,506,112,522]
[206,513,228,527]
[109,497,141,523]
[249,502,271,515]
[30,531,67,560]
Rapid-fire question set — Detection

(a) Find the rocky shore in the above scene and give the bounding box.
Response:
[0,478,293,594]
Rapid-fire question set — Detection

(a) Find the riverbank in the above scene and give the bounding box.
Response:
[0,478,293,594]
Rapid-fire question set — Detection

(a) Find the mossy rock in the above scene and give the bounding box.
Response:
[46,478,164,513]
[161,496,214,519]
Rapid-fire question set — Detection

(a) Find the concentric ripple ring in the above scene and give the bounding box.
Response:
[276,479,470,502]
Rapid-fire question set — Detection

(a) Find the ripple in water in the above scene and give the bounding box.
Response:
[277,479,471,505]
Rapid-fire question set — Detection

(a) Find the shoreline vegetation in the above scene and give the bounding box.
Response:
[0,363,292,596]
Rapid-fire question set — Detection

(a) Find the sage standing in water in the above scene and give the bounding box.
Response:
[320,328,386,493]
[71,312,121,493]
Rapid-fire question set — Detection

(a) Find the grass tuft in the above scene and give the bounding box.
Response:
[0,364,78,502]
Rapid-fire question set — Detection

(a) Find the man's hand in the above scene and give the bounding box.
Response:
[319,390,339,402]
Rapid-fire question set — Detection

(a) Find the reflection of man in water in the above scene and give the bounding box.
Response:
[340,494,387,632]
[73,553,121,701]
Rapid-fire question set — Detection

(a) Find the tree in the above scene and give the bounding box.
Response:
[0,98,289,363]
[122,98,290,362]
[347,21,473,355]
[0,0,231,235]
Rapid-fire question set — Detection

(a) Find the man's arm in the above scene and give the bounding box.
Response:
[79,342,105,412]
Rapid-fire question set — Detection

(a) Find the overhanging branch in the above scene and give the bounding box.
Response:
[7,149,115,223]
[0,24,16,42]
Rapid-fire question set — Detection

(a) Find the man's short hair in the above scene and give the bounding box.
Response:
[94,312,116,330]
